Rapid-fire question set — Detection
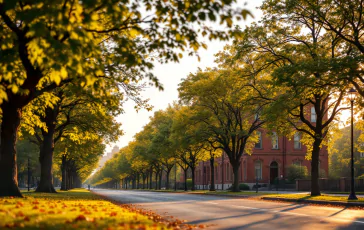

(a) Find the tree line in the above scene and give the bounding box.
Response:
[92,0,364,196]
[0,0,252,197]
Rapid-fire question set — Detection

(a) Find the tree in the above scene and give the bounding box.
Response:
[21,82,122,192]
[228,0,351,195]
[56,137,104,190]
[16,139,39,188]
[178,69,264,192]
[0,0,251,197]
[329,124,364,178]
[149,107,178,190]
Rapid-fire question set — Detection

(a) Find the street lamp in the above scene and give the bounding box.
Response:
[348,87,358,200]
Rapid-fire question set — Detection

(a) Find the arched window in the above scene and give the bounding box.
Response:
[271,132,279,149]
[254,160,262,180]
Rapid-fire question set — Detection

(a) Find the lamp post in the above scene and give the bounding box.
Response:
[348,87,358,200]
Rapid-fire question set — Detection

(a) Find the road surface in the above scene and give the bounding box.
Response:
[94,189,364,230]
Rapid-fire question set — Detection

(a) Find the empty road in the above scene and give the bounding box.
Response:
[94,189,364,230]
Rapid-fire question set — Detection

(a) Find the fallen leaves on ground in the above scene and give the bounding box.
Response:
[0,189,189,229]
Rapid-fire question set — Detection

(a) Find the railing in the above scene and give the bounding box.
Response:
[296,178,364,192]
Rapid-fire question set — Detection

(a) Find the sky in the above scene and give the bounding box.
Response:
[104,1,264,154]
[103,0,358,156]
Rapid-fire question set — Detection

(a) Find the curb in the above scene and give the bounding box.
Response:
[121,189,254,198]
[261,197,364,208]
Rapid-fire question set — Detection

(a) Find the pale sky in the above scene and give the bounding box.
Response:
[105,0,263,153]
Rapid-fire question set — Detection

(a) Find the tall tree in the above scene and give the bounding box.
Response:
[21,83,122,192]
[229,0,352,195]
[178,69,264,192]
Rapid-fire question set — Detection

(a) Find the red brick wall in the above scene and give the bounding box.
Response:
[193,130,329,185]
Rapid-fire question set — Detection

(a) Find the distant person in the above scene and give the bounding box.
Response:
[88,184,90,190]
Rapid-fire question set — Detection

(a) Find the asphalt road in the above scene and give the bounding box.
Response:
[93,189,364,230]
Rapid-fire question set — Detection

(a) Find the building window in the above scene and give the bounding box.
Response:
[311,107,317,122]
[294,132,302,149]
[255,131,262,149]
[254,160,262,180]
[271,132,279,149]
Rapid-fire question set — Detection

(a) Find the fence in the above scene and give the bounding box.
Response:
[296,178,364,192]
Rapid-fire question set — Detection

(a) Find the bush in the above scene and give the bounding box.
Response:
[228,183,250,191]
[357,174,364,179]
[287,164,308,183]
[319,169,327,178]
[186,179,192,190]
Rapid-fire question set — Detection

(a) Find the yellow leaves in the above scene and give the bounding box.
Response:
[70,31,79,40]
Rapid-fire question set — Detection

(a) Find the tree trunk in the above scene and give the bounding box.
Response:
[149,169,153,189]
[209,157,215,191]
[142,174,146,189]
[136,174,140,189]
[183,169,188,191]
[191,167,196,191]
[36,107,59,193]
[165,169,171,190]
[311,139,321,196]
[158,171,162,190]
[146,173,149,189]
[60,157,67,191]
[0,104,22,197]
[155,171,159,190]
[231,163,240,192]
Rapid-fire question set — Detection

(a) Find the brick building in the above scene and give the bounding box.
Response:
[193,108,329,190]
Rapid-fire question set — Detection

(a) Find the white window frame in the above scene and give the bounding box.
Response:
[311,107,317,122]
[294,132,302,149]
[272,132,279,149]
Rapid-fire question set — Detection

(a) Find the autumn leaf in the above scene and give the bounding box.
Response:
[109,212,117,217]
[74,215,86,221]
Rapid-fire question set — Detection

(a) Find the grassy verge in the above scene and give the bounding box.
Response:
[324,192,364,195]
[138,189,272,196]
[0,188,170,229]
[262,193,364,203]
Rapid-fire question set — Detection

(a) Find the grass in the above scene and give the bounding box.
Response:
[325,191,364,195]
[263,193,364,203]
[0,188,170,229]
[138,189,272,196]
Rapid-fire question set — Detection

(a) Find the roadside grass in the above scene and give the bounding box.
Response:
[0,188,169,229]
[136,189,272,196]
[262,193,364,203]
[324,192,364,195]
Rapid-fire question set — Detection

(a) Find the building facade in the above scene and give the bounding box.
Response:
[193,107,329,190]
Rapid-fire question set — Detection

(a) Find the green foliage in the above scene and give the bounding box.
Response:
[286,165,308,183]
[0,0,251,102]
[329,125,364,178]
[357,174,364,179]
[186,179,193,190]
[228,183,250,191]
